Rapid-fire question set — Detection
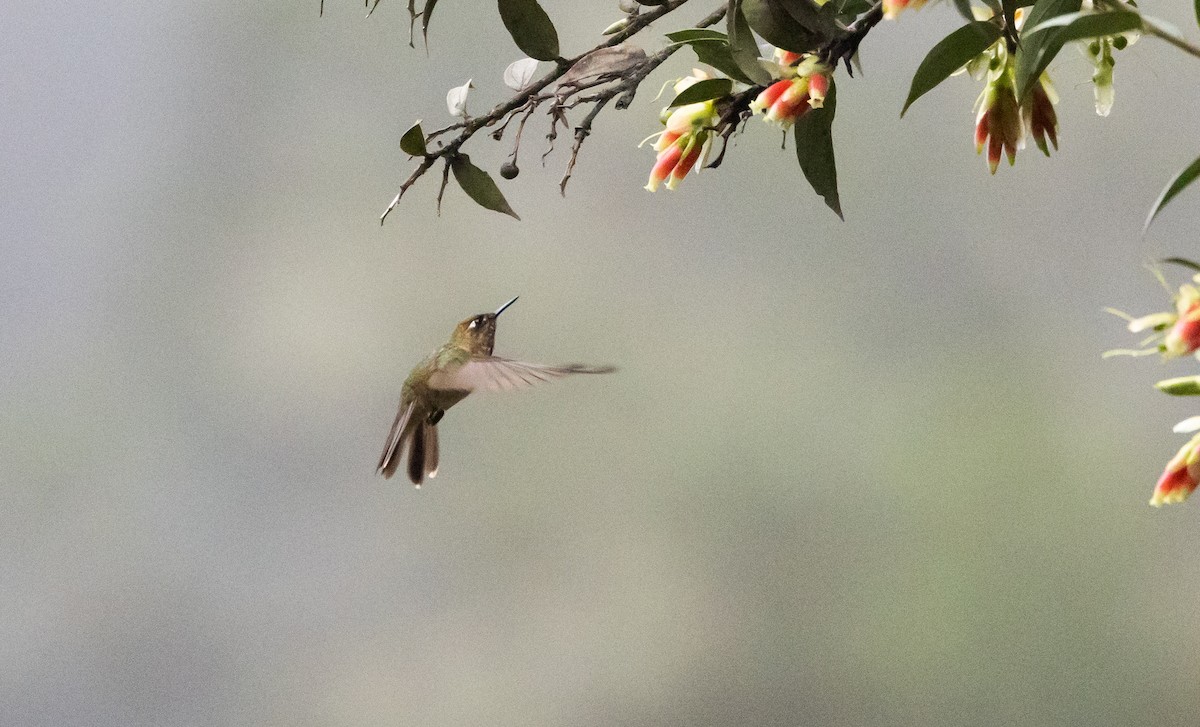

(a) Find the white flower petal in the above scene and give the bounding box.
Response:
[446,79,473,119]
[1127,312,1173,333]
[1173,416,1200,434]
[503,58,539,91]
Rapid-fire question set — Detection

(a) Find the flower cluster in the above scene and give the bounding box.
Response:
[1108,273,1200,506]
[643,70,719,193]
[1110,276,1200,360]
[643,53,835,192]
[966,38,1059,174]
[749,52,832,130]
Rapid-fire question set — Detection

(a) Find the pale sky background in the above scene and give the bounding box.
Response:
[5,1,1200,725]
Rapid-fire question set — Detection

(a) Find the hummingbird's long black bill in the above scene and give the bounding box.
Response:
[494,296,519,316]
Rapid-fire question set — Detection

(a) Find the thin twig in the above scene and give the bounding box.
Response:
[379,0,698,223]
[560,96,613,195]
[821,1,884,74]
[556,4,729,193]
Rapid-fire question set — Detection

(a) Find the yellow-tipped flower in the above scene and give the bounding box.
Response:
[749,56,832,129]
[643,70,718,192]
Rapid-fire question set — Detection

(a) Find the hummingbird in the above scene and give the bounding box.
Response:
[377,296,615,486]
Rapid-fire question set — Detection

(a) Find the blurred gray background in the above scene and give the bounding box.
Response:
[5,1,1200,725]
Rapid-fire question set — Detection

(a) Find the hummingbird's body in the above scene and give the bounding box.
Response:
[377,297,614,485]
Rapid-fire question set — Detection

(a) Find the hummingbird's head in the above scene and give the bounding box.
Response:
[451,296,518,355]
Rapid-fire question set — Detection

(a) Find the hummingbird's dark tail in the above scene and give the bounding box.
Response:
[378,401,441,486]
[407,421,440,485]
[378,401,416,480]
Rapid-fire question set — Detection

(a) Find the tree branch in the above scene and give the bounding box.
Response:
[380,0,705,224]
[557,4,729,194]
[821,1,884,74]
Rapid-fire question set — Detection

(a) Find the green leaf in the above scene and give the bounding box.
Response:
[1024,8,1144,38]
[497,0,561,61]
[666,30,757,84]
[400,121,427,156]
[1195,0,1200,30]
[1160,257,1200,273]
[1021,0,1080,30]
[774,0,840,41]
[668,78,734,108]
[742,0,822,54]
[689,43,757,85]
[1145,154,1200,230]
[794,78,841,219]
[950,0,974,21]
[727,2,774,85]
[1156,376,1200,396]
[901,21,1002,117]
[450,155,521,220]
[666,29,731,43]
[1013,0,1081,100]
[421,0,439,44]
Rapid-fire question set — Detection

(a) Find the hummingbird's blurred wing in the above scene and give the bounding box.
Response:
[429,357,615,393]
[377,400,416,478]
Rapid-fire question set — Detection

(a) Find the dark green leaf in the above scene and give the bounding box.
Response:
[666,29,731,43]
[794,78,841,219]
[666,30,757,84]
[421,0,439,44]
[1156,376,1200,396]
[774,0,840,40]
[950,0,974,21]
[668,78,734,107]
[1013,0,1081,100]
[727,1,774,85]
[1160,257,1200,273]
[497,0,561,61]
[400,121,427,156]
[742,0,822,54]
[1145,154,1200,230]
[1021,0,1080,30]
[685,41,758,84]
[901,21,1002,117]
[1195,0,1200,30]
[450,154,521,220]
[1025,8,1144,38]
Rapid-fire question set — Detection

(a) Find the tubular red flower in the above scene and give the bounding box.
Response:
[976,81,1022,174]
[752,80,791,114]
[1151,433,1200,506]
[777,50,802,66]
[1025,78,1059,156]
[645,142,683,192]
[667,140,703,190]
[1165,300,1200,356]
[807,73,829,108]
